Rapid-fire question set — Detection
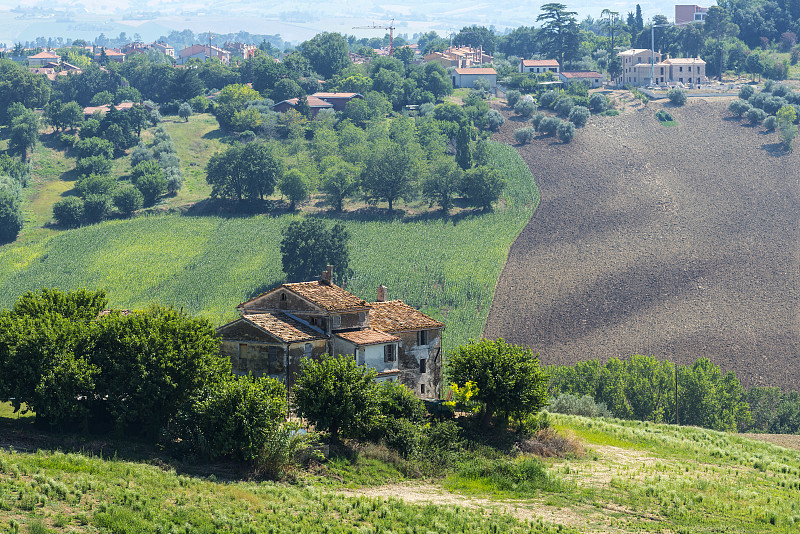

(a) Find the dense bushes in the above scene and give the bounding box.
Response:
[0,289,228,436]
[547,355,752,432]
[567,105,589,127]
[0,180,23,243]
[667,88,687,106]
[513,127,536,144]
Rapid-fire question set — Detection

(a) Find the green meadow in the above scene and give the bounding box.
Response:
[0,141,538,350]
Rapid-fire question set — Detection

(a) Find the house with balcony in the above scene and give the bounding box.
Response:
[519,58,560,74]
[217,268,444,398]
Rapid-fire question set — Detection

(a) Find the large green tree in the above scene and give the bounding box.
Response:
[452,25,498,56]
[537,3,581,68]
[205,142,284,201]
[280,218,352,284]
[8,107,40,162]
[298,32,350,78]
[0,182,23,243]
[446,338,549,429]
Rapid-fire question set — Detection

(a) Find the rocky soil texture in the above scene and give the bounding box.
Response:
[484,98,800,390]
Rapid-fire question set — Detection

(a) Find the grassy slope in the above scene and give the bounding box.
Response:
[0,126,538,350]
[2,414,799,533]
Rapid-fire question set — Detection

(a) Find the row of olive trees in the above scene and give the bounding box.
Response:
[728,82,799,150]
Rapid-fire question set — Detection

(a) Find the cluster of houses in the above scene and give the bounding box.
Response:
[217,267,444,398]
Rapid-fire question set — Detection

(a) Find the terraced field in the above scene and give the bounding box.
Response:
[485,98,800,390]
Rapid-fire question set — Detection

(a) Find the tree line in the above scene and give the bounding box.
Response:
[547,354,800,434]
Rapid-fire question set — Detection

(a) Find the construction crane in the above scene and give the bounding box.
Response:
[352,19,396,56]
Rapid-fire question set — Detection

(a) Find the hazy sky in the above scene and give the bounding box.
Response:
[0,0,695,45]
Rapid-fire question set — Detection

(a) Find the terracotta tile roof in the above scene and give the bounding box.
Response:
[29,51,60,59]
[242,312,327,343]
[312,92,361,99]
[521,59,559,67]
[368,300,445,332]
[561,71,603,78]
[454,68,497,75]
[83,102,135,115]
[335,328,400,346]
[283,281,369,311]
[281,96,334,108]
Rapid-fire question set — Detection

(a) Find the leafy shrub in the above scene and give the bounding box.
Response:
[749,92,767,109]
[506,90,521,107]
[83,193,112,223]
[589,93,608,113]
[530,111,545,129]
[130,143,153,167]
[739,84,755,100]
[75,156,112,177]
[548,393,613,417]
[568,105,590,127]
[772,84,790,97]
[557,120,576,142]
[164,167,184,195]
[602,109,620,116]
[513,126,536,144]
[0,186,22,243]
[52,196,84,227]
[764,79,775,92]
[189,95,209,113]
[485,109,505,130]
[59,134,75,147]
[135,173,167,206]
[513,99,537,117]
[539,90,559,109]
[239,130,257,142]
[667,88,687,106]
[729,99,752,117]
[764,115,778,130]
[537,116,560,135]
[418,102,434,116]
[73,137,114,160]
[764,96,789,115]
[171,375,287,462]
[747,107,768,124]
[554,96,575,117]
[113,186,143,216]
[130,160,164,185]
[372,417,420,457]
[376,380,426,422]
[655,110,674,122]
[74,174,117,198]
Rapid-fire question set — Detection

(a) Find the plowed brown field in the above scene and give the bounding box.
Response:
[484,98,800,390]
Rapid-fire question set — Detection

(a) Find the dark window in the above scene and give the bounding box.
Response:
[268,346,283,374]
[420,384,426,395]
[280,293,286,301]
[310,317,317,325]
[384,344,395,362]
[419,358,427,374]
[679,66,683,72]
[418,330,428,346]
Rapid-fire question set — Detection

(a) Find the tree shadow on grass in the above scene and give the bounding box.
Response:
[181,198,286,218]
[310,204,484,226]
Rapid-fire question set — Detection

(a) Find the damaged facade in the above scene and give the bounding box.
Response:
[217,268,444,398]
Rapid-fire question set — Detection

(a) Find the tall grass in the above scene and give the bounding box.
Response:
[0,142,538,351]
[0,448,571,533]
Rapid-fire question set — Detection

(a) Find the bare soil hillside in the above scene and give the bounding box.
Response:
[484,99,800,390]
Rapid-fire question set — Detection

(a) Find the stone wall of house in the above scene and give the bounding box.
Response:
[395,329,442,398]
[244,290,318,312]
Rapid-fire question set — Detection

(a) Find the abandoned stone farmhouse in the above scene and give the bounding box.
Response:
[217,268,444,398]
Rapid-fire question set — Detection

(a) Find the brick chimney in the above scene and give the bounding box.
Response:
[321,265,333,284]
[376,285,388,302]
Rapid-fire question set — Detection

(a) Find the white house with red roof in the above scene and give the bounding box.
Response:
[560,70,604,88]
[451,67,497,89]
[519,58,560,74]
[217,267,444,397]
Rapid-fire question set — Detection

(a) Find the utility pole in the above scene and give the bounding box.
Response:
[650,22,671,86]
[675,362,679,426]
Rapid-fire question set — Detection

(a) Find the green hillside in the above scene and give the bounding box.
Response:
[1,413,799,533]
[0,140,538,350]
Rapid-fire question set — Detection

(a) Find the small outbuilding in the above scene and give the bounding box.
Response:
[560,71,604,88]
[451,67,497,89]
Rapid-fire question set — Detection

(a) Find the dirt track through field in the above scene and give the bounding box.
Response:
[484,98,800,390]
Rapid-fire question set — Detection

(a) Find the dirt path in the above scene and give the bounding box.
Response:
[336,481,633,533]
[484,98,800,390]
